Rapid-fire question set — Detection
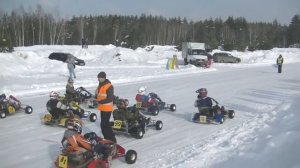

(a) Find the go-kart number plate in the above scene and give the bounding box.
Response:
[136,102,142,108]
[113,120,122,129]
[199,115,207,123]
[7,105,16,113]
[58,155,68,168]
[44,115,52,122]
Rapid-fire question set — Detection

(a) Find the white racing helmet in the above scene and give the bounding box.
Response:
[49,91,59,99]
[66,120,82,133]
[138,86,147,95]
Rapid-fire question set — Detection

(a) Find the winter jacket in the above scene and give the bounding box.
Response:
[66,83,76,95]
[194,97,213,108]
[61,130,92,152]
[277,57,284,65]
[135,94,157,107]
[96,79,114,112]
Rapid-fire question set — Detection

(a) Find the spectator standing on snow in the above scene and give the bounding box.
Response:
[81,38,85,48]
[66,54,76,79]
[276,54,284,73]
[95,71,116,143]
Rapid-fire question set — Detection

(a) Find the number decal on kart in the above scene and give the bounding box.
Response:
[136,102,142,108]
[58,154,68,168]
[44,114,52,122]
[199,115,207,123]
[7,105,16,113]
[113,120,122,129]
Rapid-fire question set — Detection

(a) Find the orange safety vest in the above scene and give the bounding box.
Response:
[97,83,113,112]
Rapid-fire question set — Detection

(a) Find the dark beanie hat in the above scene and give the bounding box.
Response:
[97,71,106,78]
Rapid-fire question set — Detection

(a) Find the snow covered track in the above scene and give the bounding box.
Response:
[1,46,300,168]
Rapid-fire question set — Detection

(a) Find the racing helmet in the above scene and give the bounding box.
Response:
[117,99,129,109]
[68,78,74,84]
[49,91,59,99]
[197,88,208,98]
[66,120,82,133]
[138,86,146,95]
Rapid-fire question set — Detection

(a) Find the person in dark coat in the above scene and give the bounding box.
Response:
[276,54,284,73]
[194,88,213,113]
[95,72,116,143]
[192,88,214,121]
[81,38,85,48]
[65,78,77,102]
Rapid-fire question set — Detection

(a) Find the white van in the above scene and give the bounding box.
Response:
[182,42,209,67]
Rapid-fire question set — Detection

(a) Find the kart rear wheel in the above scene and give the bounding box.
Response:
[125,150,137,164]
[155,120,163,130]
[25,106,33,114]
[228,110,235,119]
[136,128,144,139]
[170,104,176,111]
[149,106,159,116]
[89,113,97,122]
[0,111,6,118]
[219,117,224,124]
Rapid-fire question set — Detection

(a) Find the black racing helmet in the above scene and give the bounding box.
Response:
[196,88,208,98]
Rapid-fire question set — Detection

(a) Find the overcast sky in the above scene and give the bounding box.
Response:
[0,0,299,25]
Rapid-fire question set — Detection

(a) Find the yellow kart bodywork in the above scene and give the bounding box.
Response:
[43,113,82,127]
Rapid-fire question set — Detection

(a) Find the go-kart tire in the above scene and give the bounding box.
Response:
[125,150,137,164]
[149,106,159,116]
[89,113,97,122]
[25,106,33,114]
[136,128,144,139]
[170,104,176,111]
[0,111,6,118]
[219,117,224,124]
[155,120,163,130]
[228,110,235,119]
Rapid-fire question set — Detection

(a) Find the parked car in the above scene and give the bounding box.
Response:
[212,52,241,63]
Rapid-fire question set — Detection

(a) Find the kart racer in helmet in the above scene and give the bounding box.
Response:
[194,88,213,113]
[61,120,111,160]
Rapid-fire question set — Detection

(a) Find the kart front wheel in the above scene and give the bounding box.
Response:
[228,110,235,119]
[25,106,33,114]
[89,113,97,122]
[0,111,6,118]
[155,120,163,130]
[125,150,137,164]
[136,128,144,139]
[170,104,176,111]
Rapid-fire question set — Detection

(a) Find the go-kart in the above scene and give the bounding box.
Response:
[43,99,97,127]
[55,132,137,168]
[75,86,98,108]
[0,94,33,118]
[44,113,83,128]
[111,98,163,139]
[192,98,235,124]
[135,92,176,116]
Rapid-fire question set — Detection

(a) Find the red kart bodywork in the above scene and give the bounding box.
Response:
[55,143,133,168]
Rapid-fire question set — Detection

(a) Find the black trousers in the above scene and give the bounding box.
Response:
[100,112,117,142]
[278,64,282,73]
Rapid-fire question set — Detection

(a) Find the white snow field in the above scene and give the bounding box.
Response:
[0,45,300,168]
